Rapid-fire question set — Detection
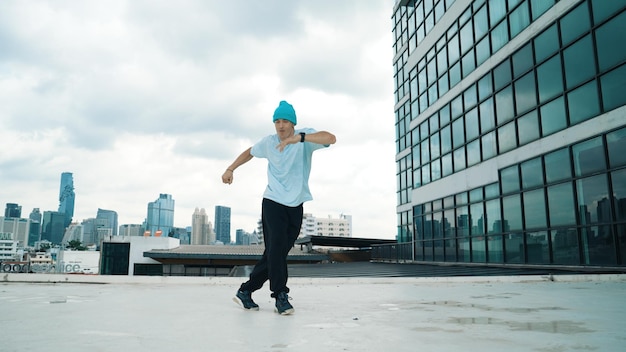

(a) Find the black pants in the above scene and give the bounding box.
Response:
[240,198,303,296]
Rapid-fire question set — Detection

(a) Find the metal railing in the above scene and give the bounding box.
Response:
[371,242,413,263]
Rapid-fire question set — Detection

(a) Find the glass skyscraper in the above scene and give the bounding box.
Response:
[146,194,175,237]
[215,205,231,245]
[392,0,626,266]
[58,172,75,228]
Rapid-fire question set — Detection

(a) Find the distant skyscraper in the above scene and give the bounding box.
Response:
[28,208,42,246]
[58,172,75,228]
[4,203,22,218]
[41,211,66,244]
[191,208,209,245]
[214,206,231,244]
[97,208,119,236]
[146,194,175,237]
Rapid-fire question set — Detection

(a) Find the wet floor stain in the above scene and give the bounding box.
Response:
[446,316,594,334]
[420,300,567,313]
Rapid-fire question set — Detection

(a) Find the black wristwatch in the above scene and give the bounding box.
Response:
[299,132,306,142]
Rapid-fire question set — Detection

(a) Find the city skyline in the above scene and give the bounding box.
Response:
[0,1,397,240]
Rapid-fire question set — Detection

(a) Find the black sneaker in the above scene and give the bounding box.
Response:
[233,290,259,310]
[274,292,295,315]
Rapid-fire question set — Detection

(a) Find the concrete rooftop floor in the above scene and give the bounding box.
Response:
[1,273,625,352]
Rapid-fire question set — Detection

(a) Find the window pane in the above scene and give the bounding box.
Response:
[581,225,616,265]
[442,152,453,176]
[547,182,576,226]
[540,96,567,136]
[448,34,460,64]
[537,54,563,103]
[485,183,500,199]
[485,198,502,234]
[474,5,489,40]
[430,133,440,159]
[595,10,626,72]
[441,125,452,154]
[443,209,455,238]
[460,20,474,54]
[488,235,504,263]
[521,157,543,189]
[462,50,476,77]
[577,174,611,224]
[612,168,626,222]
[494,60,512,91]
[480,97,496,132]
[482,131,497,160]
[450,61,462,88]
[560,1,591,46]
[592,0,626,23]
[454,147,466,172]
[607,127,626,168]
[572,136,606,177]
[491,19,509,53]
[524,188,547,228]
[465,107,480,141]
[534,24,559,63]
[440,104,451,125]
[563,35,596,89]
[498,120,517,153]
[505,233,524,263]
[512,43,534,78]
[568,80,600,125]
[515,71,537,114]
[464,84,478,109]
[501,165,520,193]
[432,158,442,181]
[452,117,465,148]
[496,86,515,124]
[503,194,523,231]
[451,95,463,119]
[545,148,572,183]
[489,0,508,26]
[551,228,580,264]
[600,63,626,111]
[422,163,431,184]
[531,0,556,20]
[478,73,493,101]
[509,1,531,38]
[518,110,540,145]
[467,139,481,166]
[456,205,469,237]
[470,187,484,202]
[527,231,550,264]
[476,33,491,66]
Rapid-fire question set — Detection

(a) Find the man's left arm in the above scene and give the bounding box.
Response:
[277,131,336,151]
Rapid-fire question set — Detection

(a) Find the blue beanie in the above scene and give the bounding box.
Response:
[272,100,297,125]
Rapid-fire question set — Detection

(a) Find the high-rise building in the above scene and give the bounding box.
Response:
[41,211,66,245]
[214,206,231,244]
[392,0,626,266]
[97,208,118,236]
[119,224,144,237]
[146,194,175,237]
[4,203,22,218]
[58,172,75,228]
[191,208,209,245]
[300,213,353,237]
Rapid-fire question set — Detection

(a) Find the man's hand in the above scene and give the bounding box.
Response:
[222,169,234,184]
[276,134,299,152]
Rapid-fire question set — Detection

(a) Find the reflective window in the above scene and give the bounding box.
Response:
[577,174,611,224]
[531,0,556,21]
[440,104,451,125]
[491,19,509,53]
[489,0,508,26]
[503,194,523,230]
[612,168,626,221]
[521,157,543,189]
[526,231,550,264]
[448,34,460,64]
[474,4,489,39]
[551,228,579,264]
[437,48,448,78]
[504,233,524,263]
[560,1,591,46]
[452,117,465,148]
[466,107,480,141]
[540,96,567,136]
[534,24,559,63]
[450,61,462,89]
[422,163,431,184]
[451,95,463,119]
[460,20,474,55]
[497,120,517,153]
[568,80,600,125]
[537,55,563,103]
[512,43,534,78]
[563,35,596,89]
[454,147,466,172]
[545,148,572,183]
[421,139,430,165]
[485,198,502,234]
[467,139,481,166]
[592,0,626,23]
[457,205,470,237]
[476,33,491,66]
[594,8,626,72]
[515,71,537,114]
[441,125,452,154]
[420,120,429,140]
[444,209,455,238]
[501,165,520,194]
[581,225,616,265]
[442,152,453,176]
[488,235,504,263]
[607,127,626,168]
[496,86,515,125]
[518,110,540,145]
[600,63,626,111]
[432,158,442,181]
[572,136,606,177]
[472,236,487,262]
[494,60,512,91]
[470,187,484,202]
[485,182,500,199]
[462,51,476,77]
[482,131,497,160]
[431,133,441,159]
[478,73,493,101]
[547,182,576,226]
[479,97,496,132]
[524,188,548,228]
[509,0,531,38]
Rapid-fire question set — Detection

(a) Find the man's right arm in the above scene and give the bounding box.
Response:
[222,147,253,184]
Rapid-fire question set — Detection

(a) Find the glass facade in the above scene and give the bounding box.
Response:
[393,0,626,266]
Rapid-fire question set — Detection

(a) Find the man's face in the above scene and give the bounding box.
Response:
[274,119,295,140]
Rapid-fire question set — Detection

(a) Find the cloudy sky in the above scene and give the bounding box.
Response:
[0,0,398,240]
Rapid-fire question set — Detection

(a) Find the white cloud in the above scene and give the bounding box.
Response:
[0,0,398,239]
